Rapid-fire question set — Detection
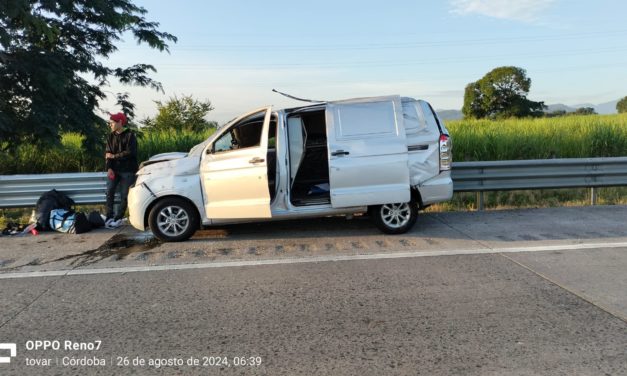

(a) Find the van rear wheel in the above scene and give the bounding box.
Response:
[148,197,199,242]
[370,201,418,234]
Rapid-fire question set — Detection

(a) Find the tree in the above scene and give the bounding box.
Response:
[0,0,176,152]
[545,110,567,118]
[142,95,217,132]
[617,96,627,114]
[462,66,546,119]
[574,107,596,115]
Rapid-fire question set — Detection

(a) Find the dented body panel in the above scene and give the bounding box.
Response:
[402,98,445,187]
[128,156,206,230]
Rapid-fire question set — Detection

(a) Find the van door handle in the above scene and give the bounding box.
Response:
[249,157,265,164]
[408,144,429,151]
[331,150,350,156]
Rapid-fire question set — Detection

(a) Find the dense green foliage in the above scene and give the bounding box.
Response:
[618,96,627,113]
[462,66,546,119]
[543,107,597,118]
[448,113,627,161]
[142,95,217,132]
[573,107,596,115]
[0,129,214,174]
[0,0,176,152]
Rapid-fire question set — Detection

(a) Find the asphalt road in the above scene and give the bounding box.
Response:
[0,206,626,375]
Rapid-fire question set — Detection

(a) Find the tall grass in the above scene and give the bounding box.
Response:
[138,129,214,162]
[447,113,627,161]
[0,133,100,174]
[0,129,215,174]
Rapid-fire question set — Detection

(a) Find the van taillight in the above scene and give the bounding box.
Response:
[439,134,452,171]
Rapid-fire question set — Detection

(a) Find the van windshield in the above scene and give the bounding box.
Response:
[188,138,212,156]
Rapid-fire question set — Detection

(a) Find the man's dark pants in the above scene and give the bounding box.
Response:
[106,171,136,220]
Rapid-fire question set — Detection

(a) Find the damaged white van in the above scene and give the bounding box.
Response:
[128,95,453,241]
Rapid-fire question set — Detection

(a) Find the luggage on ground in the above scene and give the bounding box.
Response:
[35,190,75,231]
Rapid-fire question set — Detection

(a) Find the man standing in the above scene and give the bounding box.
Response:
[105,112,138,228]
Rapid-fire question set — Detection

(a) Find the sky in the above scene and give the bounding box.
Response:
[102,0,627,123]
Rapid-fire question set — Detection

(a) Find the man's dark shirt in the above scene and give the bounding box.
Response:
[105,129,138,173]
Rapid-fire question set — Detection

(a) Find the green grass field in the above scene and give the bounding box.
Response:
[447,113,627,161]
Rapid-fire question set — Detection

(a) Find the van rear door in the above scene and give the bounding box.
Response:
[325,96,410,208]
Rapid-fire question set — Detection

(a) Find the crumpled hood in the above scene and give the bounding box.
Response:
[139,152,188,169]
[137,154,200,177]
[150,151,188,161]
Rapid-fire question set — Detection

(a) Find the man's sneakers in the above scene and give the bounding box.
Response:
[105,218,123,229]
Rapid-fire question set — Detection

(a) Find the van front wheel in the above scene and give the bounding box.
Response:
[149,197,199,242]
[370,201,418,234]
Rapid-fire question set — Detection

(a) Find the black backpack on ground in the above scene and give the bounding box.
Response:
[87,211,105,228]
[35,189,75,231]
[73,212,92,234]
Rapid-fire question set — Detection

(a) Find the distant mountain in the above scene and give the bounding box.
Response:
[591,100,618,115]
[436,109,463,121]
[438,99,619,120]
[546,103,576,113]
[549,100,618,115]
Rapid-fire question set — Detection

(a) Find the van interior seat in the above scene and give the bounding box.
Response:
[289,110,331,206]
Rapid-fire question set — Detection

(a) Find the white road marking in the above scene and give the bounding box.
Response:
[1,241,627,279]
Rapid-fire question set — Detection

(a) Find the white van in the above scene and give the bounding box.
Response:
[128,95,453,241]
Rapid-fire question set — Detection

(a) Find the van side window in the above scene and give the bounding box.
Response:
[332,101,398,139]
[213,132,235,152]
[402,101,427,133]
[419,101,441,133]
[212,110,265,153]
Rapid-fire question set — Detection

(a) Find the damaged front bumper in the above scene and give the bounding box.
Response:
[128,183,156,231]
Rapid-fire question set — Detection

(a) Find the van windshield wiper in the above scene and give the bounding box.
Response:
[272,89,325,103]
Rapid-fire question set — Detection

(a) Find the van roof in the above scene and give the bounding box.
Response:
[282,95,421,114]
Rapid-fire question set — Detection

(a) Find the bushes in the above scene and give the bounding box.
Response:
[0,129,214,174]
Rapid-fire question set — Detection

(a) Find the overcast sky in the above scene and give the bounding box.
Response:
[102,0,627,123]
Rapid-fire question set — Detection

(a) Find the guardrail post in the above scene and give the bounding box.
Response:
[590,187,597,206]
[476,191,484,211]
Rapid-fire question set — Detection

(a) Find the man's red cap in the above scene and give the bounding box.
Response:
[109,112,127,125]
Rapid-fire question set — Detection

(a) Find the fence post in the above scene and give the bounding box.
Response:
[590,187,597,206]
[476,191,484,211]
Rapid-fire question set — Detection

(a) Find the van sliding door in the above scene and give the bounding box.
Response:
[325,96,410,208]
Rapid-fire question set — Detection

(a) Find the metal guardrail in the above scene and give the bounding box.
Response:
[2,157,627,209]
[452,157,627,191]
[451,157,627,209]
[0,172,108,208]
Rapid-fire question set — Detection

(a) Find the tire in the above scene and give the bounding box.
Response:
[369,201,418,235]
[148,197,199,242]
